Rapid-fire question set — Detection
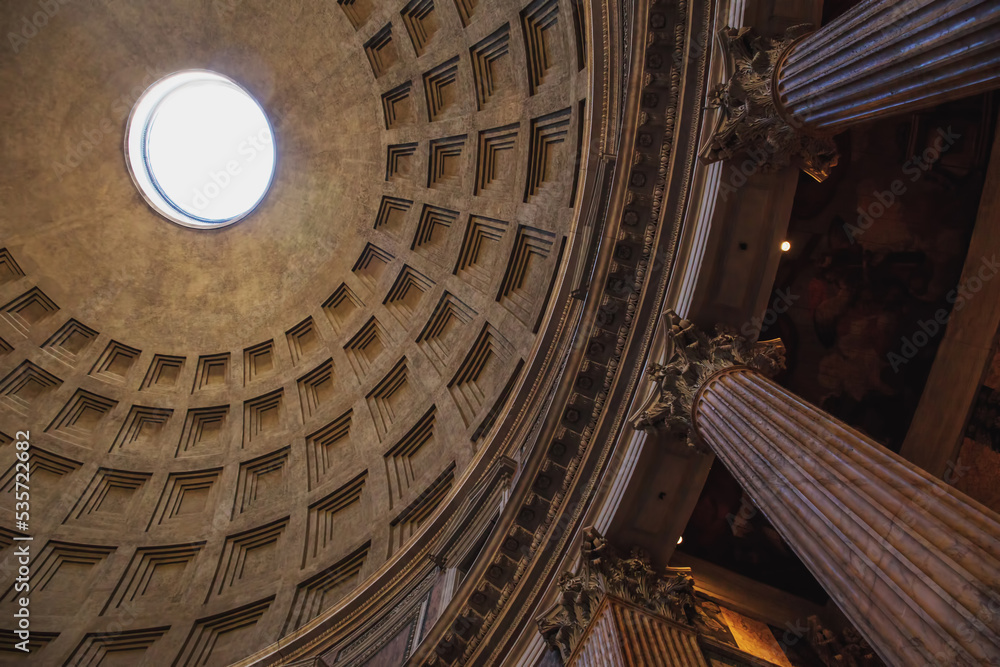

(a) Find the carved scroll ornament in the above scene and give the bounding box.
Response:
[536,527,697,661]
[628,310,785,448]
[699,25,839,181]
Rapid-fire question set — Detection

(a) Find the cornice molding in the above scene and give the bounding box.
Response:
[536,527,697,661]
[410,0,719,662]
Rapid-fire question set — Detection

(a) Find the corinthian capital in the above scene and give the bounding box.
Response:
[536,527,697,661]
[699,25,839,181]
[628,311,785,447]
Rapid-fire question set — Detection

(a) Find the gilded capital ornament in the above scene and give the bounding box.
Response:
[536,527,697,661]
[699,25,839,181]
[628,310,785,448]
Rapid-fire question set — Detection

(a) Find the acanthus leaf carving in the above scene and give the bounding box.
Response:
[628,310,785,448]
[699,25,839,181]
[535,527,697,661]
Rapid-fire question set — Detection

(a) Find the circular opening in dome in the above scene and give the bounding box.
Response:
[125,70,276,229]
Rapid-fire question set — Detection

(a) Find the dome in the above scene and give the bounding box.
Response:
[0,0,588,662]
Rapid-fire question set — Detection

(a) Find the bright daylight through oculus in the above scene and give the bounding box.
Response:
[125,70,276,229]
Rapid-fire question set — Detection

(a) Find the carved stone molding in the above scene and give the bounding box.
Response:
[699,26,838,181]
[536,527,697,660]
[628,310,784,448]
[326,569,436,666]
[406,0,716,660]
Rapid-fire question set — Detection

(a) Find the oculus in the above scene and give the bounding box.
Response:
[125,70,276,229]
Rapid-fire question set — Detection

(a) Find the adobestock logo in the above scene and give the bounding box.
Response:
[719,144,771,202]
[7,0,72,53]
[888,254,1000,373]
[52,65,160,179]
[190,128,273,213]
[843,126,961,243]
[212,0,251,18]
[741,288,798,338]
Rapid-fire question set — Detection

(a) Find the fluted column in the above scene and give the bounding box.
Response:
[701,0,1000,179]
[778,0,1000,132]
[690,368,1000,666]
[537,528,709,665]
[568,598,708,667]
[629,311,1000,666]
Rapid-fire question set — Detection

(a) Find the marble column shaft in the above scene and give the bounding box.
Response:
[692,367,1000,666]
[568,598,708,667]
[778,0,1000,131]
